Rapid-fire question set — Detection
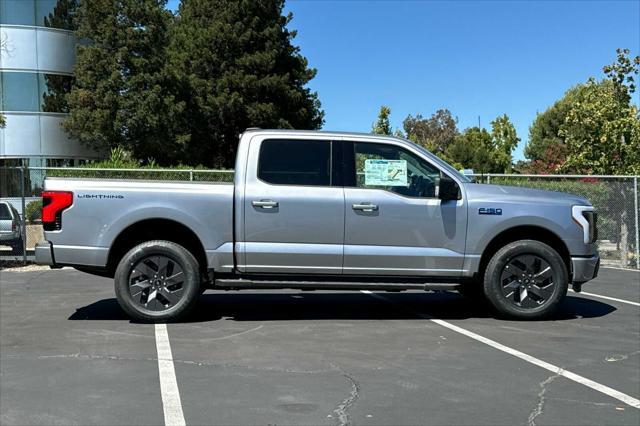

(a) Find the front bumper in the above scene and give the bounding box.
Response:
[35,241,55,266]
[572,254,600,283]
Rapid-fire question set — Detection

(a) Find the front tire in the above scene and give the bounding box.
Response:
[114,240,201,322]
[484,240,568,320]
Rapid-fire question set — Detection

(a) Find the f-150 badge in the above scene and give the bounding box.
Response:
[479,207,502,215]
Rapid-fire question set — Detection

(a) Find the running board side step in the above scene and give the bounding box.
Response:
[214,278,461,292]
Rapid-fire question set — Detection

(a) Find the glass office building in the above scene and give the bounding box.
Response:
[0,0,103,167]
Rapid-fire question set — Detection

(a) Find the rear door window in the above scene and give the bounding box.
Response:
[0,204,12,220]
[258,139,332,186]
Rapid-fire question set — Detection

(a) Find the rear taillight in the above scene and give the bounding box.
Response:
[42,191,73,231]
[12,222,17,232]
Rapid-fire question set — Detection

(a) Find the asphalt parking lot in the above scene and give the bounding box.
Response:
[0,267,638,426]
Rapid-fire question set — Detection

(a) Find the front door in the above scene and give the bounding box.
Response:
[242,137,345,274]
[343,141,467,276]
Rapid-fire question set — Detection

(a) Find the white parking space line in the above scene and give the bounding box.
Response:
[570,289,640,307]
[360,290,640,410]
[155,324,186,426]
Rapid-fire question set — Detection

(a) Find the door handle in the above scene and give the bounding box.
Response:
[352,203,378,212]
[252,200,279,209]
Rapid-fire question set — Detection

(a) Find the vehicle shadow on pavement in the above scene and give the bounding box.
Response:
[67,292,616,323]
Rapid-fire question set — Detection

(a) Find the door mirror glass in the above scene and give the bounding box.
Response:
[439,175,460,201]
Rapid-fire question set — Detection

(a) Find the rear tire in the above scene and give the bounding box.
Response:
[484,240,568,320]
[114,240,201,322]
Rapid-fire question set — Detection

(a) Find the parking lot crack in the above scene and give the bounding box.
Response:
[330,363,360,426]
[528,370,562,426]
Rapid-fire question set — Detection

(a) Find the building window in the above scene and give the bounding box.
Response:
[1,72,72,112]
[0,72,39,112]
[0,0,35,26]
[38,0,77,30]
[46,158,74,167]
[40,73,72,112]
[0,0,77,30]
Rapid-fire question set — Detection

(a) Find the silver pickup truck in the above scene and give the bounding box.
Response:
[36,129,599,321]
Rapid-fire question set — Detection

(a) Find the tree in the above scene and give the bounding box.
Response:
[560,49,640,175]
[168,0,324,167]
[403,109,458,155]
[63,0,184,164]
[490,114,520,173]
[603,48,640,101]
[372,106,392,135]
[445,127,495,173]
[560,80,640,175]
[525,48,640,175]
[524,85,584,172]
[0,114,5,129]
[443,114,519,173]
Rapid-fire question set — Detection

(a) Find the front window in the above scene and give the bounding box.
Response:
[352,142,442,198]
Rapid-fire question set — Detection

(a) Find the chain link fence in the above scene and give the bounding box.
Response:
[1,167,638,269]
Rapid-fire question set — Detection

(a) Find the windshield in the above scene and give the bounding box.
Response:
[400,138,471,183]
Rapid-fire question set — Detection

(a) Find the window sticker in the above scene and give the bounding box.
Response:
[364,159,408,186]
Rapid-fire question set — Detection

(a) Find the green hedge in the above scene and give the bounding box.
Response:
[25,199,42,223]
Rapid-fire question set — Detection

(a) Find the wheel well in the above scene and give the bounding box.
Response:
[107,219,207,276]
[478,226,571,280]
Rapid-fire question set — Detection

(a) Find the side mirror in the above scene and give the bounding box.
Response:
[439,175,460,201]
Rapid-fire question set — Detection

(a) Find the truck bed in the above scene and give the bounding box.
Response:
[42,178,234,270]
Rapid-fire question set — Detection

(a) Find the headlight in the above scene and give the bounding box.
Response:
[572,205,597,244]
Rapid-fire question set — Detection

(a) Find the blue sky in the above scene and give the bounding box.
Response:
[167,0,640,160]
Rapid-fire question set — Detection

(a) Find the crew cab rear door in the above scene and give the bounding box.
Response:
[240,136,344,274]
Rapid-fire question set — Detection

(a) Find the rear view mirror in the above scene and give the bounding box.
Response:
[439,175,460,201]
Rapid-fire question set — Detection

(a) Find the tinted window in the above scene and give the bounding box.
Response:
[40,73,72,112]
[0,0,77,29]
[0,204,11,220]
[0,0,36,26]
[258,139,331,186]
[39,0,78,30]
[1,72,39,112]
[353,142,441,198]
[0,72,72,112]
